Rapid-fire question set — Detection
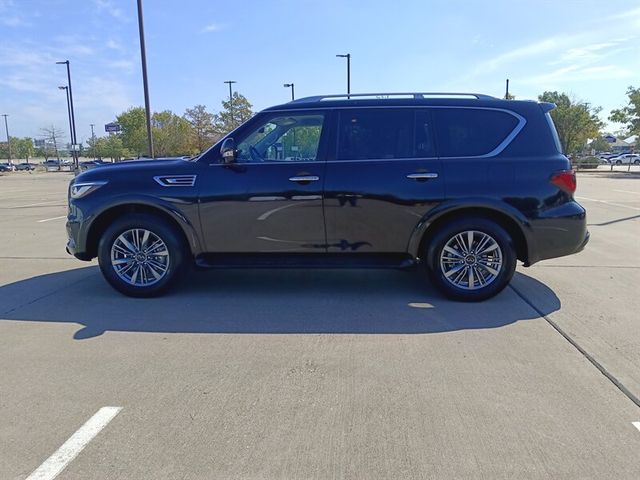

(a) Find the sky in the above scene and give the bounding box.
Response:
[1,0,639,145]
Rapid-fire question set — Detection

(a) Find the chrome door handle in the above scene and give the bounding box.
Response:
[289,175,320,183]
[406,172,438,180]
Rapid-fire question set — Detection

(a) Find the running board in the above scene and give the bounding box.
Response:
[195,253,417,270]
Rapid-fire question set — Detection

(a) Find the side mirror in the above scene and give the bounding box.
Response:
[220,137,236,164]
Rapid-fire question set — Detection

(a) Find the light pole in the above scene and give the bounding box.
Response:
[56,60,78,169]
[2,114,11,164]
[136,0,154,158]
[283,83,295,101]
[336,54,351,97]
[224,80,237,128]
[58,86,73,156]
[90,123,96,159]
[505,78,510,100]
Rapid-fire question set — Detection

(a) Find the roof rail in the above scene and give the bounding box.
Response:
[289,92,496,103]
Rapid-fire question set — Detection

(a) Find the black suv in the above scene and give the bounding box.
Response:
[66,93,588,301]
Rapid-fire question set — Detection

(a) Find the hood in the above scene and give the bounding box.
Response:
[74,158,192,183]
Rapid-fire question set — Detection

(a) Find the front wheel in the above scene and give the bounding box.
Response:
[425,218,517,302]
[98,214,186,297]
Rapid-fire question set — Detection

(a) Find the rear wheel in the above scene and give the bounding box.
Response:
[98,214,186,297]
[425,217,516,301]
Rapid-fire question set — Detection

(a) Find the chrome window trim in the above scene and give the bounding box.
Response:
[265,105,527,160]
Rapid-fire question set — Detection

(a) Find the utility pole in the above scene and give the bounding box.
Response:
[56,61,78,169]
[2,114,11,164]
[224,80,237,128]
[90,123,96,159]
[336,54,351,97]
[505,78,510,100]
[137,0,154,158]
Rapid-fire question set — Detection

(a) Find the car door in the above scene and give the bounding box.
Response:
[323,108,444,253]
[198,111,329,252]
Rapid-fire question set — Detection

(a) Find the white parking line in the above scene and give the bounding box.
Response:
[633,421,640,433]
[613,189,640,196]
[37,215,67,223]
[4,201,58,209]
[575,196,640,212]
[26,406,122,480]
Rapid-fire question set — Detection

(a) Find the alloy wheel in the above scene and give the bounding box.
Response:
[439,230,503,290]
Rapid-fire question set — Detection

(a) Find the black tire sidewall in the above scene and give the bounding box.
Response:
[426,218,516,302]
[98,214,185,297]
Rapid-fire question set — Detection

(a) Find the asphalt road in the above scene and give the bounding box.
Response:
[0,171,639,479]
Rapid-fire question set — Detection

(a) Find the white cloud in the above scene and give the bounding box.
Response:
[93,0,126,20]
[2,16,30,27]
[200,23,222,34]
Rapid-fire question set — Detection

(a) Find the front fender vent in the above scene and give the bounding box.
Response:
[153,175,197,187]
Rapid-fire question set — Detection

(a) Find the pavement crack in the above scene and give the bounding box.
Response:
[509,283,640,410]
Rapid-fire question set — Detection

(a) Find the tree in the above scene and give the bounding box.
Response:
[16,137,35,160]
[588,135,611,153]
[214,92,253,136]
[538,92,603,154]
[39,125,66,160]
[609,86,640,137]
[184,104,217,153]
[116,107,148,157]
[152,110,192,157]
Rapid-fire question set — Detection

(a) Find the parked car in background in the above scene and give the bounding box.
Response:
[67,92,589,301]
[79,160,106,171]
[16,162,37,171]
[0,162,16,171]
[42,159,61,170]
[0,164,12,172]
[610,153,640,165]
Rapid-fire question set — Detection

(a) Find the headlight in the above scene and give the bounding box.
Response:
[70,181,108,199]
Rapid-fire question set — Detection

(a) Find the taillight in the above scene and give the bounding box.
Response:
[550,170,576,195]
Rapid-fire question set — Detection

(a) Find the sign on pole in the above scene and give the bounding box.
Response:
[105,122,122,133]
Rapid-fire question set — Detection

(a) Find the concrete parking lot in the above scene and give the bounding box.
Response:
[0,170,639,479]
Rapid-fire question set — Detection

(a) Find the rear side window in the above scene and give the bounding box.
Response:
[435,108,519,157]
[337,109,413,160]
[336,109,436,160]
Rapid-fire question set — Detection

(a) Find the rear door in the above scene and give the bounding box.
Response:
[323,108,444,253]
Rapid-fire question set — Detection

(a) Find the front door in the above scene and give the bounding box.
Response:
[199,111,329,252]
[323,108,444,253]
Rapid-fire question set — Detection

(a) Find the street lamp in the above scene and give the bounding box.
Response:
[224,80,237,128]
[136,0,154,158]
[56,60,78,169]
[1,114,11,164]
[336,54,351,97]
[283,83,295,101]
[58,86,74,155]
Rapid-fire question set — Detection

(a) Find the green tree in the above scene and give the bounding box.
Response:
[152,110,192,157]
[184,104,216,153]
[609,86,640,137]
[16,137,35,160]
[588,135,611,153]
[538,92,603,154]
[116,107,148,157]
[214,92,253,135]
[103,135,131,161]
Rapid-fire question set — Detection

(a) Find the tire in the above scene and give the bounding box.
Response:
[98,213,186,297]
[424,217,517,302]
[634,160,640,165]
[616,160,622,165]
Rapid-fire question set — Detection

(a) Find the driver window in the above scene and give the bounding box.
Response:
[236,114,325,163]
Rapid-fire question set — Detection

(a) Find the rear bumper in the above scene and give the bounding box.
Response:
[525,200,588,265]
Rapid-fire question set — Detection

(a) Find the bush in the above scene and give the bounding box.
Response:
[574,156,599,169]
